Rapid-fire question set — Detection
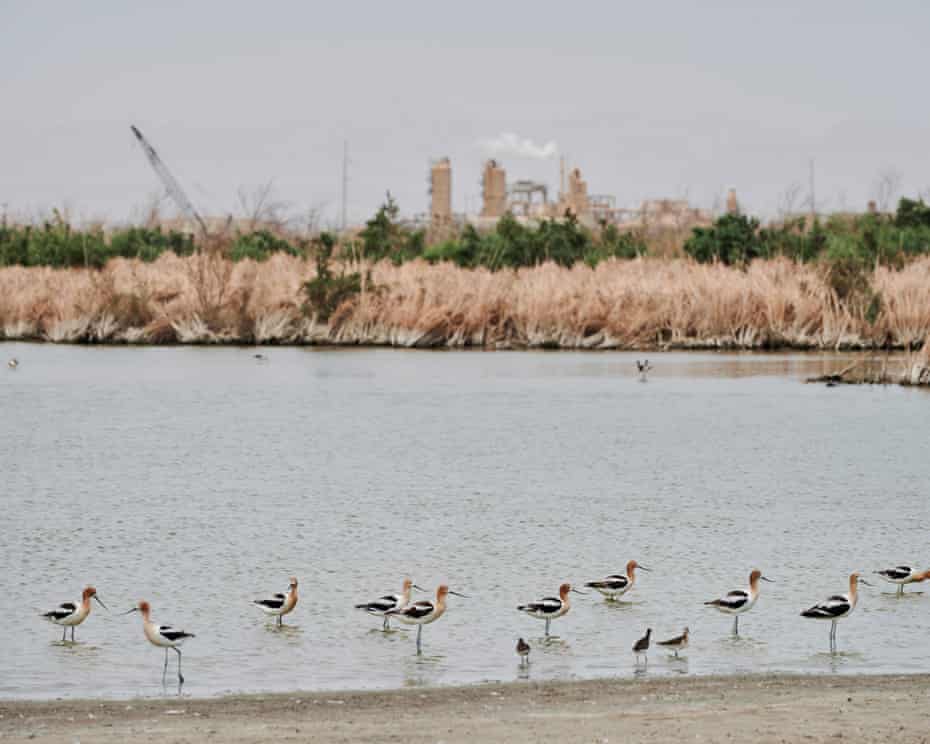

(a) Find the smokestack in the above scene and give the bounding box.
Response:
[726,188,739,215]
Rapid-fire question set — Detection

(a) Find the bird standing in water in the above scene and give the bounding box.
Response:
[253,577,299,627]
[516,637,531,666]
[41,586,108,642]
[657,627,689,658]
[704,569,774,635]
[122,601,195,684]
[633,628,652,666]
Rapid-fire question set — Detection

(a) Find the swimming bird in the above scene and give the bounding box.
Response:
[355,578,425,631]
[704,569,774,635]
[657,627,689,658]
[7,358,18,369]
[636,359,652,381]
[41,586,108,642]
[253,576,299,626]
[633,628,651,666]
[253,353,266,361]
[122,601,195,683]
[384,585,467,654]
[517,583,586,637]
[874,566,930,596]
[585,560,650,601]
[801,572,871,649]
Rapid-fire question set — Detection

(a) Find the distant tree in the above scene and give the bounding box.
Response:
[683,213,762,264]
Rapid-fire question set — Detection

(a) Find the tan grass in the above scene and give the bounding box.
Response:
[1,255,930,351]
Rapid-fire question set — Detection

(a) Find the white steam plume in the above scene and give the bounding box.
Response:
[479,132,559,160]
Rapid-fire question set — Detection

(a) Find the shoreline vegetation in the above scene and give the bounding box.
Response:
[2,673,929,743]
[2,197,930,383]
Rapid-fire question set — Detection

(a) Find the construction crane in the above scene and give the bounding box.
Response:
[130,124,209,238]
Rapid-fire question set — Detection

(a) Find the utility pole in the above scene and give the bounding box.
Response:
[341,140,349,232]
[808,158,816,220]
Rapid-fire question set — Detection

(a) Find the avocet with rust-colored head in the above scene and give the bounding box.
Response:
[41,586,108,642]
[517,583,586,637]
[801,572,871,649]
[253,576,299,627]
[355,578,425,631]
[874,565,930,596]
[704,569,774,635]
[384,585,467,654]
[585,560,650,601]
[122,600,195,683]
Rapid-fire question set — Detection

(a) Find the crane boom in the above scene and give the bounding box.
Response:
[130,125,208,237]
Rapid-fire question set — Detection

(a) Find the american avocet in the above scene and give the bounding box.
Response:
[516,637,531,666]
[704,569,774,635]
[633,628,651,666]
[41,586,108,642]
[384,585,467,654]
[253,576,299,626]
[517,583,586,637]
[636,359,652,382]
[657,627,689,658]
[122,601,195,683]
[801,572,871,648]
[584,560,650,601]
[874,566,930,596]
[354,578,425,631]
[8,358,18,369]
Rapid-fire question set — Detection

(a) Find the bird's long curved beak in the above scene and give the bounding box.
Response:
[571,587,588,595]
[761,576,775,583]
[448,590,469,598]
[119,607,139,616]
[638,565,651,572]
[94,596,109,611]
[859,579,874,587]
[412,584,427,592]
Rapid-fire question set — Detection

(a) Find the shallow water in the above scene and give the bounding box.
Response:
[2,345,928,700]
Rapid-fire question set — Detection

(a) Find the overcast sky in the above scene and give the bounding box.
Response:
[2,1,928,226]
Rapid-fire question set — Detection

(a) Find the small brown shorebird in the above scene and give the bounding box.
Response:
[633,628,651,666]
[657,627,689,657]
[516,637,531,665]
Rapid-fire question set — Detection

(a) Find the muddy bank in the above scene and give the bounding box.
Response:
[2,674,929,743]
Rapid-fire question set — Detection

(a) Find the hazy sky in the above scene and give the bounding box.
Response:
[2,1,928,226]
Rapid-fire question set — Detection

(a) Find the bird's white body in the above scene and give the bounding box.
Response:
[44,598,91,628]
[801,573,867,648]
[875,566,929,594]
[7,358,18,369]
[355,579,419,630]
[585,560,646,600]
[128,601,195,684]
[517,584,582,637]
[254,579,299,625]
[705,570,771,635]
[385,586,464,653]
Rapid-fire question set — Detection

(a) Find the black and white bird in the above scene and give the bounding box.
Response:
[633,628,652,666]
[7,358,18,369]
[874,566,930,596]
[253,576,299,626]
[585,560,650,601]
[516,637,531,666]
[517,583,586,637]
[355,578,425,631]
[122,601,195,684]
[253,353,267,361]
[384,585,467,654]
[801,572,871,649]
[704,569,774,635]
[636,359,652,381]
[657,627,689,658]
[41,586,108,642]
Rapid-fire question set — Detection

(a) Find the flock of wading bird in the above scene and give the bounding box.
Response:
[41,563,930,683]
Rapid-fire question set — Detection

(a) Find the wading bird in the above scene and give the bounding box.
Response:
[801,572,871,649]
[657,627,689,658]
[704,569,774,635]
[516,637,531,666]
[585,560,650,601]
[7,358,18,369]
[41,586,108,642]
[253,576,299,627]
[385,585,467,654]
[517,583,586,637]
[633,628,651,666]
[122,601,195,683]
[874,566,930,596]
[355,578,425,631]
[636,360,652,381]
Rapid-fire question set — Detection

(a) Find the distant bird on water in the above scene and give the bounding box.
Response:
[633,628,651,666]
[516,637,531,666]
[7,358,18,369]
[253,576,299,627]
[585,559,650,601]
[704,569,774,636]
[636,359,652,382]
[517,583,586,637]
[801,572,871,649]
[385,585,468,654]
[657,627,689,657]
[41,586,108,642]
[874,565,930,596]
[122,600,195,683]
[355,578,425,631]
[253,353,267,361]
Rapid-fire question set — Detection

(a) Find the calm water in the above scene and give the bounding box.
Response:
[2,345,929,700]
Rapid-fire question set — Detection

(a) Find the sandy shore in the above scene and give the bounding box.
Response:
[2,674,929,743]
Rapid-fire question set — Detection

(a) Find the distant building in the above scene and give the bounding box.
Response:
[430,157,452,230]
[481,160,507,218]
[726,188,740,215]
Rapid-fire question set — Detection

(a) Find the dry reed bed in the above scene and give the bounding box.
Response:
[1,254,930,350]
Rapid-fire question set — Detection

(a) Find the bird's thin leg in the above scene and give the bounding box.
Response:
[416,625,422,655]
[62,627,67,642]
[163,648,169,680]
[175,648,184,684]
[383,616,389,632]
[71,627,75,642]
[545,618,550,637]
[898,585,904,597]
[733,616,739,636]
